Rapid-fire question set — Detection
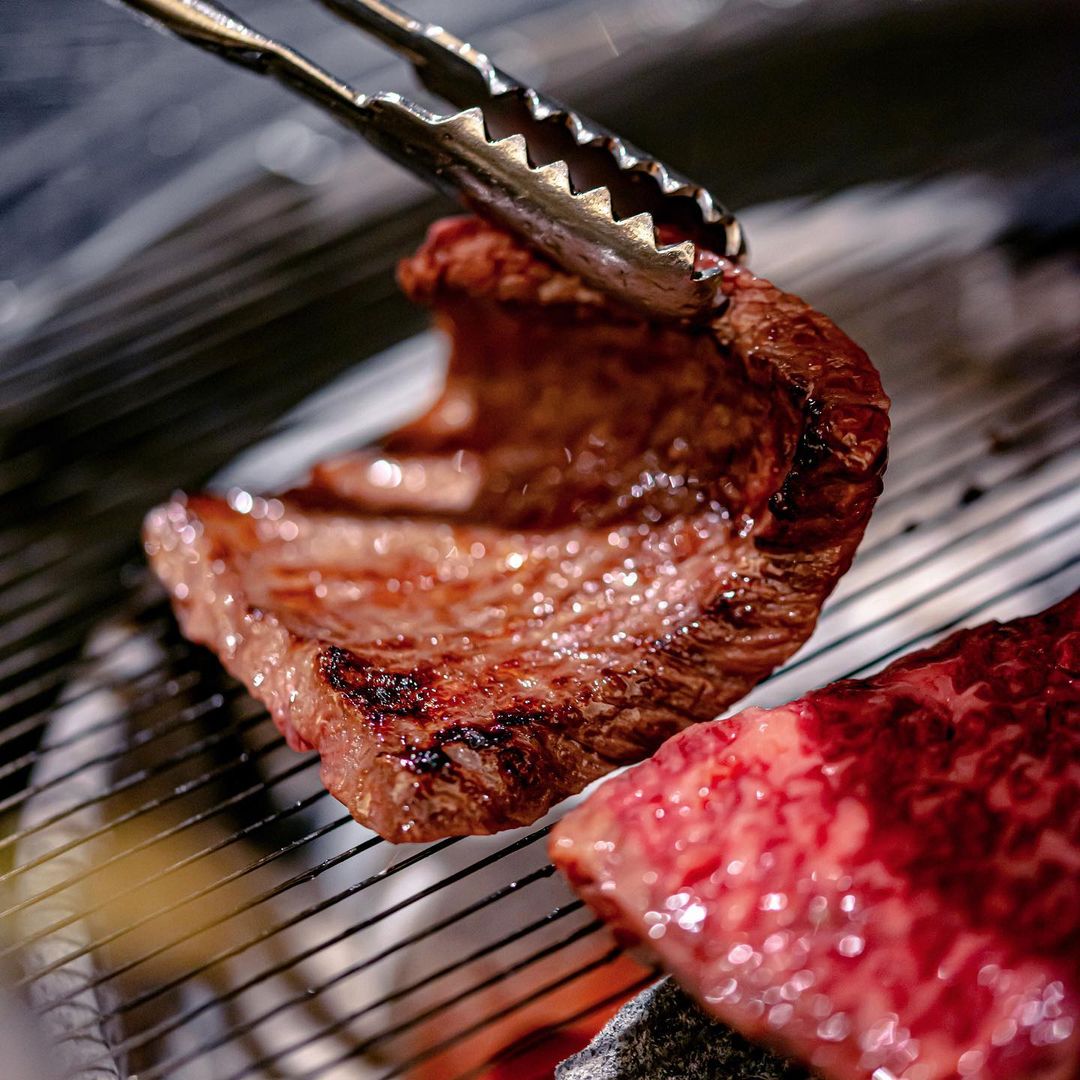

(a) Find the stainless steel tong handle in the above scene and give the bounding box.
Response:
[117,0,744,320]
[316,0,515,103]
[118,0,370,120]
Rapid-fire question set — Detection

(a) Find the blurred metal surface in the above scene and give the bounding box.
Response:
[4,0,1078,341]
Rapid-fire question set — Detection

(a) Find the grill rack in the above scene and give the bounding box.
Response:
[3,167,1078,1079]
[2,0,1080,1073]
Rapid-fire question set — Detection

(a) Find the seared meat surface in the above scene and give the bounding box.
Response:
[552,594,1080,1080]
[145,217,888,841]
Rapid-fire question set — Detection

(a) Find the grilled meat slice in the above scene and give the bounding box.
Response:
[144,216,888,842]
[551,593,1080,1080]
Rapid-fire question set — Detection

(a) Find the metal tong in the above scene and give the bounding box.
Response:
[117,0,744,319]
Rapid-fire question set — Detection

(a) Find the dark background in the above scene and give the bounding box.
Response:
[4,0,1078,319]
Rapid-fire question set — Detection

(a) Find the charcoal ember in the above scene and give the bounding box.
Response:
[555,976,810,1080]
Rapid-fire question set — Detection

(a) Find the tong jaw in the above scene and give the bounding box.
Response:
[364,97,708,317]
[324,0,743,314]
[510,86,744,261]
[121,0,744,320]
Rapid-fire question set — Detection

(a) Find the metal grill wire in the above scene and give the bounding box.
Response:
[2,1,1080,1074]
[2,166,1077,1079]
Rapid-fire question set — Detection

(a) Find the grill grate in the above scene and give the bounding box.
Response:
[3,169,1077,1079]
[3,0,1080,1064]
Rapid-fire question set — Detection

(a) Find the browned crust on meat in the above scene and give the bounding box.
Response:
[144,216,889,842]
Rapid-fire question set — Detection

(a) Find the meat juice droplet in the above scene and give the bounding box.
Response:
[728,943,754,965]
[837,934,864,958]
[817,1012,851,1042]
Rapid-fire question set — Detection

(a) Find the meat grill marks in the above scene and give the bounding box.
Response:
[144,216,888,841]
[551,593,1080,1080]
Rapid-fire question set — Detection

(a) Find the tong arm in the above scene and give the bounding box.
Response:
[118,0,371,126]
[316,0,512,104]
[115,0,739,319]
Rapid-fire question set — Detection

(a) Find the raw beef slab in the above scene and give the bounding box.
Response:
[552,594,1080,1079]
